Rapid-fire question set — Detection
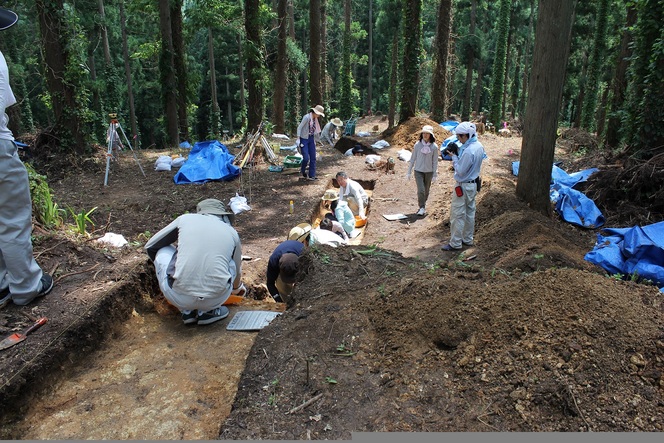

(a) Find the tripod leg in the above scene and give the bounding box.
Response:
[117,123,146,177]
[104,124,115,186]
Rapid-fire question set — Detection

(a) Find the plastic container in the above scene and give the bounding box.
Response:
[283,155,302,168]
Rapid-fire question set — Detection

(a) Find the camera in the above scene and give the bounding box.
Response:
[443,142,460,157]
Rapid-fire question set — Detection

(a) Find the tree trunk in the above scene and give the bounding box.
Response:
[461,0,477,121]
[170,0,189,141]
[399,0,421,123]
[245,0,265,132]
[572,52,588,128]
[287,0,300,133]
[605,4,636,147]
[273,0,288,133]
[225,66,234,134]
[35,0,87,154]
[489,0,511,126]
[98,0,112,65]
[516,0,577,216]
[120,1,139,146]
[158,0,179,147]
[580,0,609,131]
[388,33,398,128]
[309,0,322,106]
[368,0,373,113]
[431,0,452,122]
[321,0,328,105]
[517,0,535,118]
[208,28,220,138]
[339,0,353,118]
[473,58,483,115]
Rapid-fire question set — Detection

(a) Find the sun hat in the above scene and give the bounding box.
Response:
[421,125,435,136]
[279,253,300,284]
[321,189,339,201]
[454,121,477,137]
[197,198,235,224]
[288,222,312,243]
[0,8,18,31]
[311,105,325,117]
[331,118,343,127]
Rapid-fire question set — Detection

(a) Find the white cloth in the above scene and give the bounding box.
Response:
[365,155,381,165]
[309,228,347,247]
[96,233,128,248]
[0,51,17,141]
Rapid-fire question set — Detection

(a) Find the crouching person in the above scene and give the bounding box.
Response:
[267,225,309,303]
[145,199,245,325]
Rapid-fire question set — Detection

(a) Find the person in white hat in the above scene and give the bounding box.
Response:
[0,7,55,309]
[406,125,439,216]
[145,199,245,325]
[296,105,325,180]
[321,117,344,146]
[441,121,486,251]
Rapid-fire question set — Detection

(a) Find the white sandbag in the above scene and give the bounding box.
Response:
[344,148,353,156]
[230,193,252,214]
[155,155,172,171]
[96,232,128,247]
[365,154,382,165]
[356,131,371,137]
[397,149,412,162]
[272,133,290,140]
[371,140,390,149]
[171,156,186,168]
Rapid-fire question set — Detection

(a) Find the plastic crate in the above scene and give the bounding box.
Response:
[283,155,302,168]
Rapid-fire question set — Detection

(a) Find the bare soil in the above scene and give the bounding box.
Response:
[0,116,662,439]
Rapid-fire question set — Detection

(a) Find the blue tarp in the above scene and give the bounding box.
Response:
[173,140,240,184]
[179,141,192,149]
[440,135,458,161]
[585,221,664,292]
[512,161,603,228]
[440,121,459,132]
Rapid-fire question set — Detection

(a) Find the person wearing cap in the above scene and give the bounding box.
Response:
[441,121,486,251]
[321,117,344,146]
[335,171,369,219]
[266,238,306,303]
[145,199,245,325]
[406,125,439,216]
[0,7,55,309]
[297,105,325,180]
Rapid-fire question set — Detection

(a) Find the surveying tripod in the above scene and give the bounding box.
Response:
[104,114,146,186]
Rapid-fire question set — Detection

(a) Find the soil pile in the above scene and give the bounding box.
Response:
[382,116,452,150]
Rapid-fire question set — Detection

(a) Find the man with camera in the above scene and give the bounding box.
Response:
[441,122,486,251]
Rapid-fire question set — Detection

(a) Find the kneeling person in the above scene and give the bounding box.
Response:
[266,239,305,303]
[145,199,245,325]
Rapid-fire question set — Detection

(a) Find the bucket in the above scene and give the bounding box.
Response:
[271,143,281,154]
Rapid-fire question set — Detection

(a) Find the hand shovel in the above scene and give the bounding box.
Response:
[0,317,48,351]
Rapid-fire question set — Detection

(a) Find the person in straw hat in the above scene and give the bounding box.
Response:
[321,188,355,237]
[321,117,344,146]
[296,105,325,180]
[406,125,439,216]
[0,7,55,309]
[265,223,311,302]
[145,199,246,325]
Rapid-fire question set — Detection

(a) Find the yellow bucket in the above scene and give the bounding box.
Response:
[271,143,280,154]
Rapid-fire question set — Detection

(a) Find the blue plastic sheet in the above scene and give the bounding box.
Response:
[585,221,664,291]
[173,140,240,184]
[179,141,192,149]
[440,121,459,132]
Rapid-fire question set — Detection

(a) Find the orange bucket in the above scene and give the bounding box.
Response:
[354,216,367,228]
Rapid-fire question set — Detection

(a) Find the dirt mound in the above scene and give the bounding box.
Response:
[382,116,452,150]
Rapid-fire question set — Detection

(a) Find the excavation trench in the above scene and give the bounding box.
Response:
[1,180,376,440]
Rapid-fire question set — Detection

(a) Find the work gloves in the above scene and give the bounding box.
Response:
[232,283,247,297]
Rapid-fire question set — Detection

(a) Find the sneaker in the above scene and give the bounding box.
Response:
[416,207,426,216]
[0,287,10,309]
[37,273,54,297]
[441,244,461,251]
[197,306,229,325]
[307,176,318,181]
[181,310,198,325]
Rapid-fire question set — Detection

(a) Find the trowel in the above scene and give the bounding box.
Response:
[0,317,47,351]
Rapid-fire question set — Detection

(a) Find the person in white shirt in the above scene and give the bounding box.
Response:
[335,171,369,219]
[406,125,439,216]
[145,199,246,325]
[321,118,344,146]
[0,7,54,309]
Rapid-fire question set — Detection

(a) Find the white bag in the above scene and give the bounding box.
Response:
[230,194,252,214]
[171,156,186,168]
[397,149,412,162]
[365,154,381,165]
[155,155,172,171]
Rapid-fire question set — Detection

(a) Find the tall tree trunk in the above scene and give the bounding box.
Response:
[309,0,322,105]
[489,0,511,126]
[98,0,112,65]
[516,0,577,216]
[225,66,234,133]
[245,0,265,132]
[120,1,138,146]
[208,28,220,138]
[399,0,422,123]
[368,0,373,113]
[461,0,477,120]
[171,0,189,141]
[321,0,328,105]
[473,58,483,116]
[517,0,535,118]
[287,0,300,133]
[238,34,246,127]
[431,0,452,122]
[158,0,179,147]
[605,4,636,147]
[339,0,353,118]
[580,0,610,131]
[572,52,588,128]
[388,33,398,128]
[36,0,87,153]
[273,0,288,133]
[595,85,609,140]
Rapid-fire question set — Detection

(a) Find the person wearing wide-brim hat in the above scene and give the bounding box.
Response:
[0,7,56,310]
[145,198,246,325]
[296,105,325,180]
[265,223,311,303]
[406,125,439,217]
[321,117,344,147]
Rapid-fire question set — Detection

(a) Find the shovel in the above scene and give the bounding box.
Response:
[0,317,47,351]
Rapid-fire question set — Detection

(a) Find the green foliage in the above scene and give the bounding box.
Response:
[489,0,511,126]
[68,206,97,236]
[580,0,610,130]
[325,376,338,384]
[26,163,64,229]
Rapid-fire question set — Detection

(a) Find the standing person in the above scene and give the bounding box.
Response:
[336,171,369,219]
[441,122,486,251]
[0,8,54,309]
[145,199,246,325]
[406,125,439,216]
[265,239,304,303]
[297,105,325,180]
[321,117,344,146]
